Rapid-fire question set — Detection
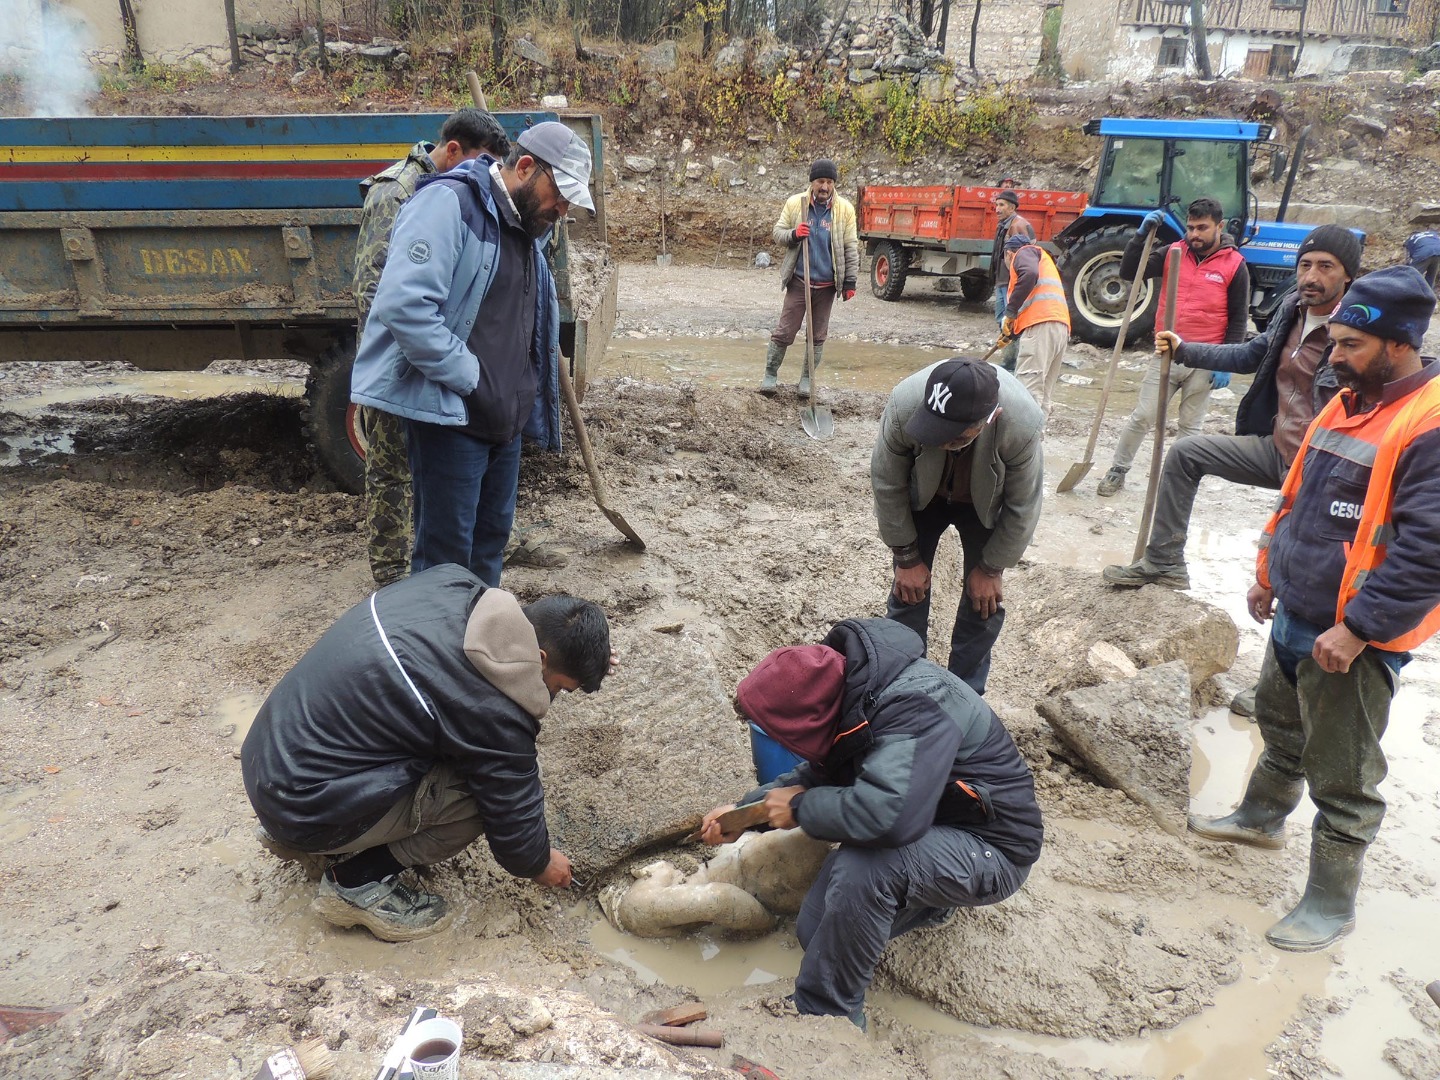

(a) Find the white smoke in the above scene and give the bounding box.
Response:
[1,0,98,117]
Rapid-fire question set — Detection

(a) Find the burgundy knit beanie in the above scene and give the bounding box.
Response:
[735,645,846,764]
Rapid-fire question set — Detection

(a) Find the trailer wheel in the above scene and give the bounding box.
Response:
[303,339,366,495]
[1060,226,1158,348]
[870,241,908,301]
[959,272,991,303]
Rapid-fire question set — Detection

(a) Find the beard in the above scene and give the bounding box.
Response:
[513,170,561,240]
[1333,352,1393,395]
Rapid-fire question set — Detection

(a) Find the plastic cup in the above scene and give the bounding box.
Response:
[404,1016,462,1080]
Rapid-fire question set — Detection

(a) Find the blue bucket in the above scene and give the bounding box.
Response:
[749,722,804,784]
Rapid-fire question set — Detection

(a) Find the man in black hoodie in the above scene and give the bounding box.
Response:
[242,564,611,941]
[700,618,1042,1027]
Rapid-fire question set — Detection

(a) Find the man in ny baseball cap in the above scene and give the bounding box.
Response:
[515,121,595,214]
[871,357,1044,696]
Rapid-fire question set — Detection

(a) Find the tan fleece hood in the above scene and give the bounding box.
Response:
[463,589,551,719]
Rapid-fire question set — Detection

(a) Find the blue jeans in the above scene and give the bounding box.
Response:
[1270,604,1405,684]
[406,421,522,587]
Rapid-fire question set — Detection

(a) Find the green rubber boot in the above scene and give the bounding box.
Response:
[1188,767,1304,849]
[797,344,823,399]
[1265,835,1365,952]
[758,342,785,395]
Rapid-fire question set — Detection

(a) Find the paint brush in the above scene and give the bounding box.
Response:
[252,1038,335,1080]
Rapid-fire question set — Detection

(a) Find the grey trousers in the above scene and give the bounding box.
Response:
[1014,320,1069,421]
[1111,359,1214,470]
[1146,433,1287,568]
[318,763,484,869]
[792,827,1030,1019]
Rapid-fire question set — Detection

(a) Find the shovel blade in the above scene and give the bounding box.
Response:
[656,254,673,268]
[801,405,835,440]
[602,506,647,549]
[1055,459,1094,494]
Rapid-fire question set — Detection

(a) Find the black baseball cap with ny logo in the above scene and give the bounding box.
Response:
[903,358,1001,446]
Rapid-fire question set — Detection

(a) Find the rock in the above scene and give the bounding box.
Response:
[640,40,679,74]
[755,251,773,268]
[1037,660,1193,830]
[680,137,694,154]
[539,632,755,881]
[847,49,878,68]
[623,155,658,175]
[1058,373,1093,386]
[755,45,790,78]
[918,72,956,102]
[540,94,569,109]
[684,161,706,181]
[714,38,745,76]
[236,20,279,39]
[1342,113,1387,139]
[851,32,874,48]
[709,155,740,180]
[1417,41,1440,72]
[358,44,397,60]
[1085,641,1139,682]
[323,40,357,55]
[848,67,880,85]
[1002,563,1238,692]
[513,37,551,68]
[1411,202,1440,225]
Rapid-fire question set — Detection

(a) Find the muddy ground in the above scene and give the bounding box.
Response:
[3,264,1440,1079]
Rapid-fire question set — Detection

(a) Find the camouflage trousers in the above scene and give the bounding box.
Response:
[359,406,413,587]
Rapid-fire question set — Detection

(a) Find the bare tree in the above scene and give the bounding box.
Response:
[1189,0,1213,78]
[936,0,950,50]
[969,0,981,69]
[117,0,142,71]
[491,0,507,71]
[224,0,242,72]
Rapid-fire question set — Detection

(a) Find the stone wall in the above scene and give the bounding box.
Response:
[3,0,301,71]
[939,0,1051,80]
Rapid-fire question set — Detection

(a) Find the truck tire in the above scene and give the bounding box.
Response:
[1060,226,1158,348]
[959,272,990,303]
[870,241,908,301]
[303,339,366,495]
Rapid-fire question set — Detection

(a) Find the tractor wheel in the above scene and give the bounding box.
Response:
[1060,226,1159,348]
[959,272,991,303]
[303,338,366,495]
[870,241,908,301]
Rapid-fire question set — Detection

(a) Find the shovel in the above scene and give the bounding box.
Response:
[1055,225,1161,494]
[1132,245,1182,562]
[558,360,646,549]
[656,170,672,268]
[799,219,835,439]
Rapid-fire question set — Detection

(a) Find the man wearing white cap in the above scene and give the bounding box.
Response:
[351,121,595,587]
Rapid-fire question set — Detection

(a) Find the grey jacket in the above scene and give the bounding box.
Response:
[871,363,1044,568]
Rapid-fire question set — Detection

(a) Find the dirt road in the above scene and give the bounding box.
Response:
[2,262,1439,1079]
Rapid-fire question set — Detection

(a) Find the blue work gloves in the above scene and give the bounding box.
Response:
[1140,209,1166,235]
[1210,371,1231,390]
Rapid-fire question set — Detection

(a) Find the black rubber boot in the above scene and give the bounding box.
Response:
[1265,835,1364,952]
[758,342,785,395]
[1187,768,1303,849]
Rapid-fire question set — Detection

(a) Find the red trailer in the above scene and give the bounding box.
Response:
[857,184,1088,302]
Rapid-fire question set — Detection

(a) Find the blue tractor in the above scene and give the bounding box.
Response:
[1054,117,1356,347]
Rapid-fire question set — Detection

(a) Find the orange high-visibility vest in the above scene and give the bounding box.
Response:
[1258,374,1440,651]
[1009,248,1070,333]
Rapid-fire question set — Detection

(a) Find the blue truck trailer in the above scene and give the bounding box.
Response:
[1053,117,1359,346]
[0,110,617,492]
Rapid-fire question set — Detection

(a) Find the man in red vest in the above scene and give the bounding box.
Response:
[1001,235,1071,420]
[1095,198,1250,500]
[1190,266,1440,952]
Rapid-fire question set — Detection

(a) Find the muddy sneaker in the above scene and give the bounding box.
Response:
[1101,559,1190,590]
[504,536,569,569]
[254,825,330,880]
[1096,466,1128,497]
[311,870,452,942]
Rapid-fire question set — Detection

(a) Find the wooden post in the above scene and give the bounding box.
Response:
[223,0,242,72]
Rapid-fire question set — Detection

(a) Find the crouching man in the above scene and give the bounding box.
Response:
[242,564,611,941]
[700,617,1043,1027]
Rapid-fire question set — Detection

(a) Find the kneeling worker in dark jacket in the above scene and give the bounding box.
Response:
[701,617,1043,1026]
[242,564,611,941]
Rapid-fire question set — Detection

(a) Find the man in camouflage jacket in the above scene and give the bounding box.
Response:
[353,109,509,586]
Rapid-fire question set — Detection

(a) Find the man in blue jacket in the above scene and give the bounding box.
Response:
[700,618,1042,1026]
[242,564,612,941]
[351,121,593,587]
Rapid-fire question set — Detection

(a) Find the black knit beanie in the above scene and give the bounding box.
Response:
[809,158,838,182]
[1329,265,1435,349]
[1297,224,1362,280]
